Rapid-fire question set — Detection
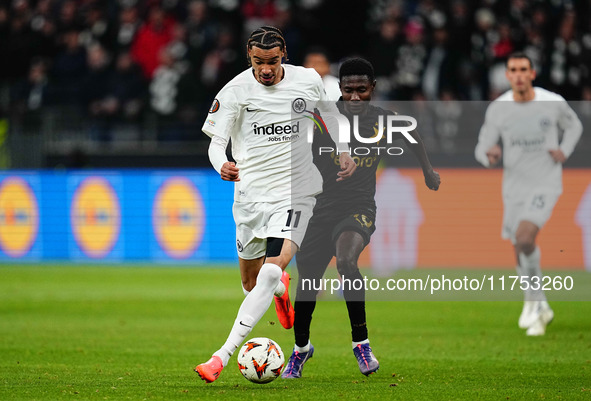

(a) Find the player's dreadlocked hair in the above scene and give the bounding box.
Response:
[246,26,288,66]
[339,57,375,82]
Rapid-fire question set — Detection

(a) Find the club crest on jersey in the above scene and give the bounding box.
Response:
[292,98,306,113]
[209,99,220,113]
[539,117,551,131]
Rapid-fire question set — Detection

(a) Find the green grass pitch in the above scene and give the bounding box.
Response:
[1,265,590,400]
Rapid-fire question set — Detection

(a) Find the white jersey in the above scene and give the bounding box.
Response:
[203,64,345,202]
[475,87,582,201]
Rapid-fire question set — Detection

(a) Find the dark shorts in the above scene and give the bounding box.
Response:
[331,212,376,247]
[298,208,376,265]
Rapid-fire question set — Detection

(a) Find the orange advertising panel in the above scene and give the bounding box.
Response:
[360,168,591,270]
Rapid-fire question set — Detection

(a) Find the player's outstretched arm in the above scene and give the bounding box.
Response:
[336,152,357,182]
[407,130,440,191]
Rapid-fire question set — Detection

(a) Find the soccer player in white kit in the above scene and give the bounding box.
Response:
[475,52,582,336]
[195,26,356,382]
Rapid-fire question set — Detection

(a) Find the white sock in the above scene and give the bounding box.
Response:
[215,263,282,367]
[515,264,529,302]
[518,247,546,302]
[352,339,370,349]
[515,263,528,299]
[294,341,310,353]
[243,274,284,297]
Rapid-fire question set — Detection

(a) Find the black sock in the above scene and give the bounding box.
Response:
[294,300,316,347]
[293,239,332,349]
[345,300,368,342]
[342,269,368,342]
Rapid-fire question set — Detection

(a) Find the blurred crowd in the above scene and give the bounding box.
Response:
[1,0,591,144]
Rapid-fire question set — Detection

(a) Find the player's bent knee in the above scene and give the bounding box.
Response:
[515,234,536,254]
[335,256,359,277]
[257,263,282,289]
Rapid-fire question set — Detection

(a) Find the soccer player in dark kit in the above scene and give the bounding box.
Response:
[282,57,441,378]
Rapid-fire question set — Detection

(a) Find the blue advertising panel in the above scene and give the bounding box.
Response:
[68,173,124,261]
[0,170,237,263]
[150,173,208,261]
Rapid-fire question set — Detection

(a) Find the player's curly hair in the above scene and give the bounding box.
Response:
[246,26,288,66]
[339,57,375,82]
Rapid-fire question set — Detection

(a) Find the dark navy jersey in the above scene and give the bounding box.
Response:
[312,103,399,218]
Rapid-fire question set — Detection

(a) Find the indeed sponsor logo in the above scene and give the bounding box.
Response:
[252,121,300,136]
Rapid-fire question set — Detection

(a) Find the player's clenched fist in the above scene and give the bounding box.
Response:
[424,169,441,191]
[486,144,502,166]
[220,162,240,181]
[548,149,566,164]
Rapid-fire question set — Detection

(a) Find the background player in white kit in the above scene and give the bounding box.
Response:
[195,26,356,382]
[475,52,582,336]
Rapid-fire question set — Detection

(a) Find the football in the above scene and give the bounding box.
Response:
[237,337,285,384]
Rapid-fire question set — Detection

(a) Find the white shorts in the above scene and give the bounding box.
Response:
[502,192,560,243]
[232,196,316,260]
